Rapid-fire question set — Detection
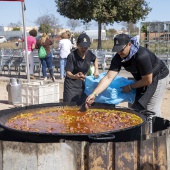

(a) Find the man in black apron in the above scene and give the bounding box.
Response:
[86,34,169,117]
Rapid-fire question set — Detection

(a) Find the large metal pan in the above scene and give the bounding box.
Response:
[0,102,147,143]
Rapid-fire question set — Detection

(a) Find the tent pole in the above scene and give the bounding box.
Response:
[21,1,30,83]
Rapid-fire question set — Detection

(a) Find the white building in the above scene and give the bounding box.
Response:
[84,30,107,41]
[3,26,38,32]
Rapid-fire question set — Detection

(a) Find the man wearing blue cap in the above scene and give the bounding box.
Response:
[86,34,169,117]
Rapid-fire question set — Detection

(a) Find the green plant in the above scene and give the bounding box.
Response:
[90,39,114,50]
[13,27,20,31]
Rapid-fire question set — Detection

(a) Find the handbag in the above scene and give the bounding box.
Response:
[38,46,47,58]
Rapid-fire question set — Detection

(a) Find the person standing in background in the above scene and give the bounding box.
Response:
[57,31,72,79]
[63,33,99,105]
[70,33,77,51]
[23,29,37,79]
[36,32,55,81]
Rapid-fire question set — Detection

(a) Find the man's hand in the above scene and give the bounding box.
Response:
[121,84,132,93]
[85,93,96,109]
[93,70,99,78]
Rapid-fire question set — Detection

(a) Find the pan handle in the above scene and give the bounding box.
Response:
[88,133,115,141]
[139,110,156,116]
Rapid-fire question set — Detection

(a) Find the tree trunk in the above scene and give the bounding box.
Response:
[145,32,148,49]
[97,21,102,49]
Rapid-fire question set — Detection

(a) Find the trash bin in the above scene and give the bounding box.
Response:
[6,78,22,105]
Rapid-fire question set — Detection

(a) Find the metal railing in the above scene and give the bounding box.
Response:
[91,49,115,71]
[0,49,40,76]
[0,48,117,78]
[0,48,61,77]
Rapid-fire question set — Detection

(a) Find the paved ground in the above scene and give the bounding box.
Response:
[0,69,169,120]
[0,68,129,101]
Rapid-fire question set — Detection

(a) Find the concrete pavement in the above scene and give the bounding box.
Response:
[0,69,131,103]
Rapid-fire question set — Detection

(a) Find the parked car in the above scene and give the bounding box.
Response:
[6,36,22,42]
[0,36,7,43]
[153,34,170,41]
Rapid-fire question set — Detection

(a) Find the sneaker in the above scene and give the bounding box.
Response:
[30,74,36,79]
[43,77,47,81]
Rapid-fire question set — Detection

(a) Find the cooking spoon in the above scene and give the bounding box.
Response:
[79,102,87,112]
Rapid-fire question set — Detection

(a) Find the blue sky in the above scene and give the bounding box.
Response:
[0,0,170,31]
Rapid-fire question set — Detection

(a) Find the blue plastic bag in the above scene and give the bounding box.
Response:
[84,73,136,105]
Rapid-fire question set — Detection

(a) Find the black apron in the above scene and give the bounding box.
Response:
[123,57,160,110]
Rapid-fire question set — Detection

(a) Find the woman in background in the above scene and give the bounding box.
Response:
[70,33,77,51]
[63,33,99,105]
[23,29,37,79]
[57,31,72,79]
[36,32,55,81]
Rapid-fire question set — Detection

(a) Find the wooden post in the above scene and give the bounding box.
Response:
[114,141,138,170]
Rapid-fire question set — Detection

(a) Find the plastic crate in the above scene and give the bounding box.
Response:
[21,82,59,106]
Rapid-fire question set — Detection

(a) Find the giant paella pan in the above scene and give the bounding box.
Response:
[0,102,147,143]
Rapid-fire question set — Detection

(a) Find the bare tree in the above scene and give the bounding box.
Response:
[82,21,93,30]
[8,21,22,27]
[121,22,139,35]
[8,21,22,31]
[67,19,81,31]
[35,14,61,33]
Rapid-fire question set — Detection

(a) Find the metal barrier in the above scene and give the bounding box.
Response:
[10,49,23,75]
[91,49,115,70]
[52,57,60,73]
[0,48,116,77]
[0,49,42,77]
[0,48,12,74]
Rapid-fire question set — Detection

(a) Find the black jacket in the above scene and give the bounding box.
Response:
[109,46,169,109]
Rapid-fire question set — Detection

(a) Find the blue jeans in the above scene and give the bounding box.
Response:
[40,53,53,77]
[60,58,67,78]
